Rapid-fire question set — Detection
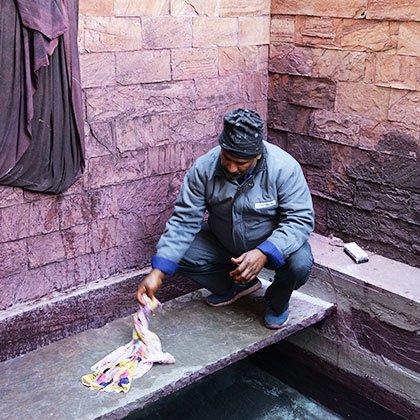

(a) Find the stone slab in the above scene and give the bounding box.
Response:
[0,283,334,420]
[308,233,420,303]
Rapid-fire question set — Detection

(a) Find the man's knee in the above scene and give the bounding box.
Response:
[283,242,314,285]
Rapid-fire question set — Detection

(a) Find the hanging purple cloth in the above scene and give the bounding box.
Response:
[0,0,84,194]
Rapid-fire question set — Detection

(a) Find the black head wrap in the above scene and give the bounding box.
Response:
[219,108,264,158]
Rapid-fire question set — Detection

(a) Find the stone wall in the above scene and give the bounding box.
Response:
[0,0,270,311]
[268,1,420,267]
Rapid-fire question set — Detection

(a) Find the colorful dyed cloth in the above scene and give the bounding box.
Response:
[82,296,175,393]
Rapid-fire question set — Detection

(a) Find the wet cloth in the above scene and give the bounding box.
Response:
[82,296,175,393]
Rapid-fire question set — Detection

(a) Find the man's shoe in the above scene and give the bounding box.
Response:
[264,299,289,329]
[206,278,262,307]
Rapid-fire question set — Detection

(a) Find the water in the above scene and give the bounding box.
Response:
[126,359,341,420]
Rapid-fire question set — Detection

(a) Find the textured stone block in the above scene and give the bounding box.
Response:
[79,52,116,88]
[268,74,288,102]
[366,0,420,22]
[0,204,28,242]
[59,194,92,230]
[193,17,238,47]
[61,224,91,260]
[146,143,194,177]
[312,49,366,82]
[376,128,418,159]
[89,187,118,220]
[335,82,390,120]
[366,53,417,90]
[305,166,355,204]
[142,17,192,49]
[195,75,242,108]
[272,0,367,18]
[86,81,196,122]
[270,16,295,44]
[170,0,218,16]
[116,114,170,152]
[295,16,341,48]
[257,45,269,72]
[168,110,218,142]
[0,240,27,278]
[28,232,65,268]
[287,134,332,169]
[388,90,420,129]
[114,0,169,16]
[0,187,23,209]
[219,46,259,75]
[341,20,398,52]
[220,0,270,16]
[269,44,313,76]
[79,0,114,16]
[397,22,420,57]
[287,76,336,110]
[354,182,411,222]
[90,217,119,252]
[268,100,312,135]
[239,16,270,45]
[84,17,141,52]
[309,110,361,146]
[172,48,218,80]
[85,121,114,158]
[116,50,171,84]
[240,73,268,102]
[87,155,129,189]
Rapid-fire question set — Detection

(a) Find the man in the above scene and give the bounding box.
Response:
[137,108,314,329]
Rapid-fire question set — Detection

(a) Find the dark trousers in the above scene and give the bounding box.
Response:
[178,228,314,314]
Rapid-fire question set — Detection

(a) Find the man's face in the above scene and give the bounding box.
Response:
[220,149,261,181]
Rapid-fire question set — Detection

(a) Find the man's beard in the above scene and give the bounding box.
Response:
[222,167,242,180]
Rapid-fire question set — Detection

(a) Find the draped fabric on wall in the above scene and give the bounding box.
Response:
[0,0,84,194]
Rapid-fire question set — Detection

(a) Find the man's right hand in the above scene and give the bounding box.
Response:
[136,269,165,305]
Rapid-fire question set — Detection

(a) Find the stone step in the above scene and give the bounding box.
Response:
[0,280,334,420]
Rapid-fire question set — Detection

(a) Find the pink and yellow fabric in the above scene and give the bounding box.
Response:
[82,296,175,393]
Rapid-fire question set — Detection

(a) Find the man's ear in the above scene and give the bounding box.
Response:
[256,154,262,161]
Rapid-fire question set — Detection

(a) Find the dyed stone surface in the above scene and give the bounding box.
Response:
[0,285,334,420]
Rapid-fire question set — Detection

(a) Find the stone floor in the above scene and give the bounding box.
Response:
[0,281,334,420]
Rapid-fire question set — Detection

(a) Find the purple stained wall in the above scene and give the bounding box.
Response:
[0,0,270,311]
[268,1,420,268]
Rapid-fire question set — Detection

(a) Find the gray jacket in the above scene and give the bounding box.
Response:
[153,141,314,274]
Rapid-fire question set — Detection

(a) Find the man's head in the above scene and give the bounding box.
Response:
[219,108,264,180]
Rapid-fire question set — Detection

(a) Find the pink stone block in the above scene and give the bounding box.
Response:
[28,232,66,268]
[79,52,116,88]
[269,44,313,76]
[62,224,91,260]
[172,48,218,80]
[219,46,259,76]
[79,0,114,16]
[90,217,119,252]
[220,0,270,16]
[193,17,238,47]
[0,204,29,242]
[0,187,23,209]
[389,90,420,129]
[116,114,170,152]
[270,16,295,44]
[195,75,242,108]
[85,121,115,158]
[59,194,92,230]
[115,0,170,16]
[239,16,270,46]
[171,0,218,16]
[89,187,118,220]
[84,17,142,52]
[142,16,192,49]
[0,240,27,278]
[239,73,268,102]
[116,50,171,84]
[335,82,390,121]
[397,22,420,57]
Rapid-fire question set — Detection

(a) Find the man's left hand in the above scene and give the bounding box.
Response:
[230,249,268,283]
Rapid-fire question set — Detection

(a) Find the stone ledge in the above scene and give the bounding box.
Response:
[0,283,334,420]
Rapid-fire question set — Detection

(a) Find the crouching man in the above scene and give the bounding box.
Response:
[137,108,314,329]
